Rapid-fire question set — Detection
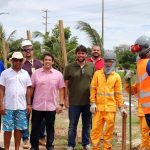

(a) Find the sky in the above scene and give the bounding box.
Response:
[0,0,150,50]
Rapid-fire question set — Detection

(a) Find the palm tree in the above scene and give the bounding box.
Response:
[76,21,103,53]
[0,23,16,67]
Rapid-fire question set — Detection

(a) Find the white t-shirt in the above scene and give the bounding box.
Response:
[0,68,32,110]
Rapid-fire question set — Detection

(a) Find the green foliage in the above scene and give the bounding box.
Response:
[33,24,78,72]
[76,21,103,54]
[9,38,23,52]
[116,49,136,70]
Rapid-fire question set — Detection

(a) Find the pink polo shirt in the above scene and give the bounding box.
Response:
[31,68,65,111]
[87,57,104,70]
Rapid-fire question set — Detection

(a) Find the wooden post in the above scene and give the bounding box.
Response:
[59,20,68,69]
[27,30,32,40]
[2,38,8,68]
[122,114,127,150]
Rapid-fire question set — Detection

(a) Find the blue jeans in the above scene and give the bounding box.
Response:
[68,105,91,147]
[22,113,45,141]
[145,114,150,129]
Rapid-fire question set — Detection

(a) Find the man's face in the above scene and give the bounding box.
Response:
[76,50,87,63]
[104,60,113,67]
[43,55,54,69]
[22,45,33,58]
[12,58,23,70]
[92,46,101,58]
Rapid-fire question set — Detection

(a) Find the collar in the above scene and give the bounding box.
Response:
[90,56,102,62]
[41,67,53,73]
[28,58,34,65]
[74,61,87,67]
[10,67,23,73]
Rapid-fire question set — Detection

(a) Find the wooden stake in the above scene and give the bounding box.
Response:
[59,20,68,70]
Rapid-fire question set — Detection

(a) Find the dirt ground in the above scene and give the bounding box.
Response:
[0,92,141,150]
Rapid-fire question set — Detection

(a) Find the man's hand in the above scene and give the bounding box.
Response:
[90,103,97,114]
[119,107,127,116]
[26,105,32,114]
[0,104,5,115]
[56,105,63,114]
[124,70,134,82]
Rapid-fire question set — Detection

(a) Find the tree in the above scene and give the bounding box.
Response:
[33,24,78,71]
[76,21,103,54]
[0,23,16,67]
[115,48,136,70]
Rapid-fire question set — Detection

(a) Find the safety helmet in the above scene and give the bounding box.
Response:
[104,50,116,61]
[131,35,150,58]
[21,40,33,48]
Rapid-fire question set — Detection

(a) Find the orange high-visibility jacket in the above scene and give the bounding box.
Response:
[125,82,144,116]
[137,58,150,114]
[90,69,123,112]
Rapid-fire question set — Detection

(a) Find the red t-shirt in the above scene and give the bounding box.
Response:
[87,57,104,70]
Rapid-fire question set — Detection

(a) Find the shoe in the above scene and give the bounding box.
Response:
[39,137,46,146]
[0,147,5,150]
[30,147,39,150]
[47,146,54,150]
[67,146,74,150]
[83,144,91,150]
[22,140,30,149]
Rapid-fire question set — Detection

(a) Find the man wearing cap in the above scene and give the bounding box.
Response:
[21,39,46,148]
[0,52,32,150]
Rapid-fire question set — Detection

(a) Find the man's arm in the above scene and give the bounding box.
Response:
[64,80,69,108]
[26,86,32,114]
[59,87,65,105]
[0,85,5,115]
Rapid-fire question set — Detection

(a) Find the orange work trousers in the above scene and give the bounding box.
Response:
[91,111,115,150]
[139,116,150,150]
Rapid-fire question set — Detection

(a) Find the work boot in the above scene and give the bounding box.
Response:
[67,146,74,150]
[39,137,46,146]
[83,144,91,150]
[22,139,30,149]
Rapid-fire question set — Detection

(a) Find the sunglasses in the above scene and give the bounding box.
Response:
[12,58,23,62]
[23,48,33,52]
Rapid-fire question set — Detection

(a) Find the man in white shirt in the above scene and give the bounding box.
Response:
[0,52,32,150]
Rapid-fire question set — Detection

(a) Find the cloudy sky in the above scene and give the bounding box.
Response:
[0,0,150,50]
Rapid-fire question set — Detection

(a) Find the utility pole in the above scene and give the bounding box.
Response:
[42,9,49,34]
[102,0,104,48]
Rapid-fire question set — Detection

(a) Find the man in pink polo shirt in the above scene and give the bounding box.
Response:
[30,53,65,150]
[87,45,104,70]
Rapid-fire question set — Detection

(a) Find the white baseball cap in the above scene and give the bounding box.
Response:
[21,40,33,48]
[11,52,23,59]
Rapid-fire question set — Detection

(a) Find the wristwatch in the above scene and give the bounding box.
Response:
[59,104,64,107]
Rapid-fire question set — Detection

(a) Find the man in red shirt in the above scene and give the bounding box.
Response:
[87,45,104,70]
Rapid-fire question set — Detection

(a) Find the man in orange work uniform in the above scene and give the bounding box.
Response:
[124,79,150,150]
[90,50,127,150]
[130,35,150,129]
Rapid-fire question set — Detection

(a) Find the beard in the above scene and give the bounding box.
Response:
[76,57,85,63]
[92,53,100,59]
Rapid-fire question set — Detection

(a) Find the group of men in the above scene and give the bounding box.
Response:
[0,35,150,150]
